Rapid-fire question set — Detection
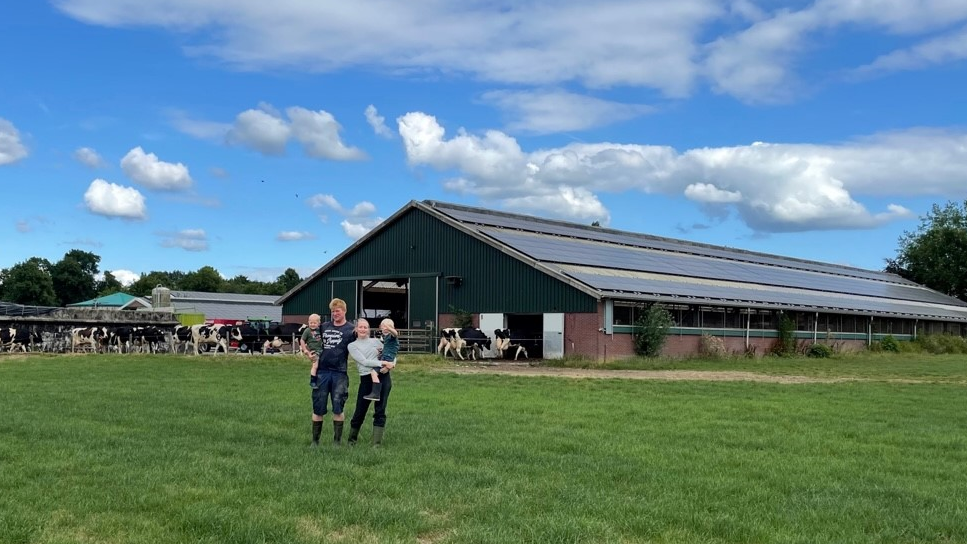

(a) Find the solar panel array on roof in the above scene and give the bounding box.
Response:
[481,228,962,307]
[561,268,967,320]
[430,202,918,286]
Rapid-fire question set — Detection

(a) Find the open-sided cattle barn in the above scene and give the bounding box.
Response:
[276,200,967,360]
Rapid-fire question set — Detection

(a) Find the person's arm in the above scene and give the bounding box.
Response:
[348,342,383,369]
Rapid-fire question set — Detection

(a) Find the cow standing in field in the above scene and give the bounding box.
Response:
[266,323,306,352]
[494,329,529,360]
[171,325,194,354]
[71,326,106,353]
[1,327,39,352]
[106,326,136,353]
[457,327,492,360]
[131,326,166,353]
[190,324,231,355]
[437,328,466,359]
[230,324,273,354]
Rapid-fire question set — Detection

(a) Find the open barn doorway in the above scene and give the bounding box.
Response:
[506,313,544,359]
[358,279,408,331]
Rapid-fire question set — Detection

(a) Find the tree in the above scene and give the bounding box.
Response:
[275,268,302,294]
[97,271,124,296]
[2,258,57,306]
[633,303,674,357]
[181,266,224,292]
[51,250,101,305]
[129,271,184,297]
[886,200,967,301]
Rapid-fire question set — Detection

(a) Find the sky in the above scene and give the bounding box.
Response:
[3,1,967,286]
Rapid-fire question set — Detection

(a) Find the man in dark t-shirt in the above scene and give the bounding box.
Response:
[305,298,356,448]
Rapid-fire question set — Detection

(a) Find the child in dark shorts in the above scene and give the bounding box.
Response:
[300,314,323,389]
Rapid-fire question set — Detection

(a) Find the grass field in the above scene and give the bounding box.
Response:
[1,353,966,543]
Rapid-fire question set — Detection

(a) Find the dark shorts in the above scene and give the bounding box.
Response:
[311,370,349,416]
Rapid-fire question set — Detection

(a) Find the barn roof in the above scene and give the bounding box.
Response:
[169,290,282,322]
[67,292,150,310]
[280,200,967,321]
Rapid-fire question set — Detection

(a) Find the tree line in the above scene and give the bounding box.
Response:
[0,250,303,307]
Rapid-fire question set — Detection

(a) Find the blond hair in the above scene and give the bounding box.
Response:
[329,298,347,311]
[380,318,399,337]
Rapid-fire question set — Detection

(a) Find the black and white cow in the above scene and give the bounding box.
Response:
[131,326,166,353]
[71,326,107,353]
[437,328,466,359]
[457,327,492,360]
[171,325,194,354]
[0,327,39,352]
[106,326,136,353]
[494,328,529,360]
[230,324,272,354]
[190,324,231,355]
[265,323,306,352]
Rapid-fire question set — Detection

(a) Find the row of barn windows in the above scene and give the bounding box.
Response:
[612,303,967,336]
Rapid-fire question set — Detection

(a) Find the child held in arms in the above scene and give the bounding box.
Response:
[364,318,398,401]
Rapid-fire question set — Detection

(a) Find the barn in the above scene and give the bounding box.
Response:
[276,200,967,360]
[164,290,283,324]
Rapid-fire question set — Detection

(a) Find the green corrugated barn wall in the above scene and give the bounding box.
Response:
[282,207,597,324]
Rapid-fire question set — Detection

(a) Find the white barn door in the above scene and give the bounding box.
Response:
[478,313,504,358]
[543,313,564,359]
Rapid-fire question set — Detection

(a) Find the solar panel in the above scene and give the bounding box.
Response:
[563,270,967,320]
[479,228,963,307]
[430,202,911,284]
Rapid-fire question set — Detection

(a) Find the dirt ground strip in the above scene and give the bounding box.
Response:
[439,363,946,384]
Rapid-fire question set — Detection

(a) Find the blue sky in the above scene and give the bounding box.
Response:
[3,0,967,286]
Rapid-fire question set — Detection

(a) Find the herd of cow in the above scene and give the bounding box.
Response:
[437,327,533,360]
[0,323,308,355]
[2,323,538,360]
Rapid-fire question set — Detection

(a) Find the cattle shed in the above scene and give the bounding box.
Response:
[276,200,967,360]
[164,290,282,324]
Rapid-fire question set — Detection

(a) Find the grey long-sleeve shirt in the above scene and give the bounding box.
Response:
[348,337,389,376]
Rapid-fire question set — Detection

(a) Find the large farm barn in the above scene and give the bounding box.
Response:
[277,200,967,360]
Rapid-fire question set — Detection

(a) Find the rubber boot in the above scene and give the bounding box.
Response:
[333,420,344,445]
[363,381,382,402]
[348,426,361,446]
[310,420,323,449]
[372,426,385,447]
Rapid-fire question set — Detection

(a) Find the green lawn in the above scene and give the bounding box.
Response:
[1,354,965,543]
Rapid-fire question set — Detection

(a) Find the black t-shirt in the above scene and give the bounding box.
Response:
[317,321,356,372]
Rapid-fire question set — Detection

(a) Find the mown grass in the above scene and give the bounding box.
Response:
[1,353,966,543]
[542,352,967,382]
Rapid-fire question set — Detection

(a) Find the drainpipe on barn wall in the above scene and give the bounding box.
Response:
[814,312,818,343]
[914,318,918,340]
[745,308,750,350]
[868,315,873,346]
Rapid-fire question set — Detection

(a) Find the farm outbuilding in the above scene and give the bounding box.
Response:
[163,290,283,324]
[277,200,967,360]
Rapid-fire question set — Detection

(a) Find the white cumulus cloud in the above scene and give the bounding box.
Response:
[159,228,208,251]
[120,146,193,190]
[73,147,106,168]
[396,112,967,232]
[481,89,654,134]
[365,105,393,138]
[276,231,316,241]
[307,194,383,240]
[84,179,147,220]
[109,269,139,286]
[0,118,28,165]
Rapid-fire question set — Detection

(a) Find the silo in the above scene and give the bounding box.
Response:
[152,284,172,308]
